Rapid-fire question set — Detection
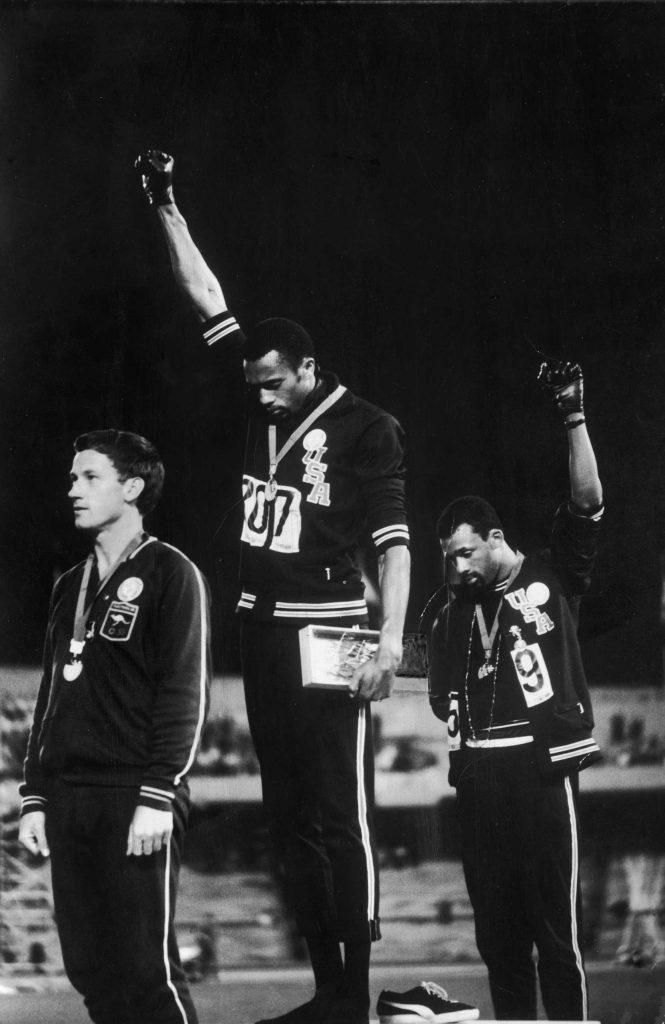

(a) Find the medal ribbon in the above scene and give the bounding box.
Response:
[69,532,147,655]
[474,552,524,660]
[267,384,346,487]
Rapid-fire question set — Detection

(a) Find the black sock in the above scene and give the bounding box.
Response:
[306,933,344,993]
[343,938,371,1010]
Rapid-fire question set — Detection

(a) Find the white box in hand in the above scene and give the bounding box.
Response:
[299,625,429,695]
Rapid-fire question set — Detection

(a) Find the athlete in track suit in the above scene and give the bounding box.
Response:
[136,151,411,1024]
[429,361,603,1021]
[19,430,211,1024]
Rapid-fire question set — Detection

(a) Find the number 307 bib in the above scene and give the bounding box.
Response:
[510,641,554,707]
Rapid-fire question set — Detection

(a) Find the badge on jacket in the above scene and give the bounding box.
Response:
[100,601,139,642]
[505,582,555,636]
[117,576,144,602]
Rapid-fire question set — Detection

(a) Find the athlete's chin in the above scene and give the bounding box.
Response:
[72,515,97,532]
[456,577,488,601]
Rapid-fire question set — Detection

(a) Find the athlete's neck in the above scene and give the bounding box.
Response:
[288,376,324,423]
[493,546,519,587]
[93,512,144,577]
[301,375,323,405]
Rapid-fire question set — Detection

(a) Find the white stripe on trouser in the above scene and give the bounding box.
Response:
[355,704,376,923]
[163,841,189,1024]
[564,776,587,1021]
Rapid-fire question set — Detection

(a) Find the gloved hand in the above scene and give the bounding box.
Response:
[135,150,174,207]
[537,359,584,418]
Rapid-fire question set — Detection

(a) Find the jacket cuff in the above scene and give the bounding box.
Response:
[371,523,410,554]
[537,737,602,774]
[201,311,245,349]
[567,499,604,521]
[138,782,175,811]
[20,794,48,817]
[429,694,448,724]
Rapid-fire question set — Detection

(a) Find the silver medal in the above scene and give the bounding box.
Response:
[63,661,83,681]
[266,477,278,502]
[64,638,85,680]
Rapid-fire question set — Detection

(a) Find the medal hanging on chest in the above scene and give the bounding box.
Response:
[62,532,146,682]
[463,616,500,746]
[478,649,495,679]
[266,427,279,503]
[475,604,501,680]
[263,384,347,506]
[63,639,84,680]
[463,554,525,744]
[473,555,525,681]
[63,555,94,682]
[266,472,278,503]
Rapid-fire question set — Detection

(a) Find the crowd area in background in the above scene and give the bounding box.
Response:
[2,693,664,782]
[1,691,665,978]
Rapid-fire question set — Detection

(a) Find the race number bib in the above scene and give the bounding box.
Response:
[241,474,302,553]
[447,692,461,752]
[510,641,554,708]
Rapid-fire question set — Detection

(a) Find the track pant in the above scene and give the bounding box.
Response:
[241,619,380,942]
[46,779,197,1024]
[456,747,588,1021]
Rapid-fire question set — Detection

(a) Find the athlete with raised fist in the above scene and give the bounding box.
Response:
[427,358,603,1021]
[135,149,413,1024]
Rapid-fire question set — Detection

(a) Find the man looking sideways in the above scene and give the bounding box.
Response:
[19,429,211,1024]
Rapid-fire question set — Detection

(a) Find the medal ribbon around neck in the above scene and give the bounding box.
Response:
[473,552,525,668]
[266,384,346,501]
[64,531,146,680]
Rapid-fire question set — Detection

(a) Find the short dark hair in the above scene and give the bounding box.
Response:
[436,495,503,542]
[73,429,165,516]
[242,317,315,372]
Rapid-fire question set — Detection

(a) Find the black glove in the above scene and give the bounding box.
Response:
[135,150,174,207]
[537,359,584,418]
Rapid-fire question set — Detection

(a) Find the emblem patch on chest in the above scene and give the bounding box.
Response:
[100,601,139,642]
[505,582,554,635]
[302,429,331,506]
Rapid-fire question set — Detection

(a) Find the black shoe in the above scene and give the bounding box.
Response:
[377,983,479,1023]
[256,988,335,1024]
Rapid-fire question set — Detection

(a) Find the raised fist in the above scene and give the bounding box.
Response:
[135,150,174,207]
[537,359,584,418]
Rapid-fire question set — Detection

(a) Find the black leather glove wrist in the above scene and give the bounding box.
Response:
[135,150,174,207]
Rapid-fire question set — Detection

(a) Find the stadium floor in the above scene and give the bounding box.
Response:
[1,962,663,1024]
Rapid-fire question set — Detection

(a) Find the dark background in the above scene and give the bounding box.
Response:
[1,0,664,684]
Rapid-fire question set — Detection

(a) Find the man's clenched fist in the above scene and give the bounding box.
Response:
[135,150,175,207]
[18,810,50,858]
[537,359,584,418]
